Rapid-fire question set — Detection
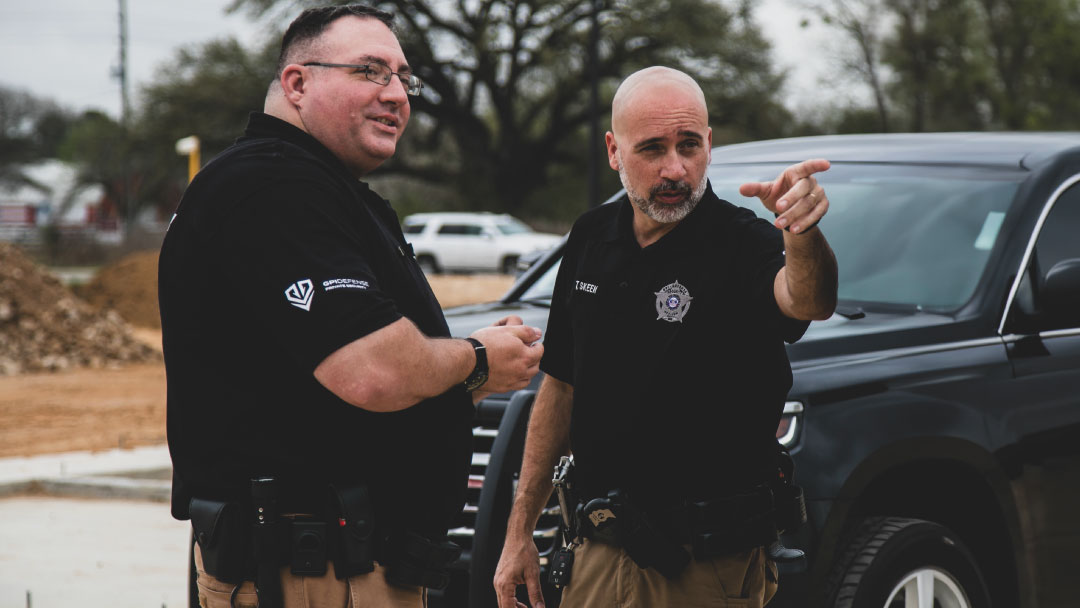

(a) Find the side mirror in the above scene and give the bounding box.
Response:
[1042,258,1080,327]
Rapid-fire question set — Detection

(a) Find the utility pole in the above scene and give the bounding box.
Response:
[117,0,131,122]
[587,0,602,208]
[116,0,134,237]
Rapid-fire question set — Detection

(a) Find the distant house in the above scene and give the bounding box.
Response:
[0,160,117,244]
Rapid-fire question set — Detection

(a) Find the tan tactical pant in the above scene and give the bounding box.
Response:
[558,539,778,607]
[193,544,423,608]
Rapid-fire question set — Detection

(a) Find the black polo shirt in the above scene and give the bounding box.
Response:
[159,113,473,539]
[540,185,808,508]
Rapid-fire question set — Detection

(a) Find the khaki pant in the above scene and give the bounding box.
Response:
[559,539,778,608]
[193,544,424,608]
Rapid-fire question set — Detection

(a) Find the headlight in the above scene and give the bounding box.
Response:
[776,401,804,447]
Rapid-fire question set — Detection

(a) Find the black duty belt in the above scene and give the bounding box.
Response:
[188,479,461,600]
[574,485,794,579]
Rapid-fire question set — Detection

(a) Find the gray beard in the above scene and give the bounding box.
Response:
[618,159,709,224]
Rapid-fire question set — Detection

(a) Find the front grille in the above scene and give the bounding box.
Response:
[448,402,564,568]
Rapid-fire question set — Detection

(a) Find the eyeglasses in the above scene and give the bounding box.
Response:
[302,62,423,96]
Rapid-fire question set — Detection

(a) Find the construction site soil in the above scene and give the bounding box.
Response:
[2,245,514,459]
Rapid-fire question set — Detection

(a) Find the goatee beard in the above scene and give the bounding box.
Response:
[619,161,708,224]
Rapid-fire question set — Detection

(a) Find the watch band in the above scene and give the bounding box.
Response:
[462,338,488,392]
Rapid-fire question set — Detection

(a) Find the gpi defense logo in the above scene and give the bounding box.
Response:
[285,279,315,311]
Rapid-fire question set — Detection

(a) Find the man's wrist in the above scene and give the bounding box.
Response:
[775,212,819,234]
[462,337,488,392]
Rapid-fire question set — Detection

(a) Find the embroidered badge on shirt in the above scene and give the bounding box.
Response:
[655,280,693,323]
[285,279,315,311]
[322,278,370,291]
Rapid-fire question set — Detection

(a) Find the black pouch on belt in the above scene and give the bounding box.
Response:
[330,484,376,578]
[189,497,252,584]
[384,529,463,590]
[580,490,691,580]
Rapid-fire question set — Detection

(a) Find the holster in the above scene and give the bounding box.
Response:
[189,497,254,584]
[383,529,463,590]
[579,490,691,580]
[329,484,376,578]
[770,445,808,534]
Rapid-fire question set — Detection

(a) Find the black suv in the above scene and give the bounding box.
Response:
[437,133,1080,608]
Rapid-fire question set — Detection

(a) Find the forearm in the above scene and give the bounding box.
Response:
[777,227,839,320]
[315,317,473,412]
[506,375,574,540]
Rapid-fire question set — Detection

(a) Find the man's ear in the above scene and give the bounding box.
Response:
[606,132,620,171]
[280,65,307,105]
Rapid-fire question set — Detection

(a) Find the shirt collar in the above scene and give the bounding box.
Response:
[241,112,368,191]
[598,181,725,253]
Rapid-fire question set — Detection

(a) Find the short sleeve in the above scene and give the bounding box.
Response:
[215,179,403,372]
[538,229,581,385]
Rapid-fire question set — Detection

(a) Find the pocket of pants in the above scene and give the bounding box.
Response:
[708,549,755,598]
[195,580,258,608]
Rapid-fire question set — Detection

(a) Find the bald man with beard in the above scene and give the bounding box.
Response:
[493,67,838,607]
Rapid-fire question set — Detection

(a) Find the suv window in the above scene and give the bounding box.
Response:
[1025,183,1080,331]
[1034,184,1080,278]
[438,224,484,236]
[403,223,425,235]
[518,164,1023,312]
[496,220,532,235]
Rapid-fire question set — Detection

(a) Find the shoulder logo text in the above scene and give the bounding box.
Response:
[285,279,315,311]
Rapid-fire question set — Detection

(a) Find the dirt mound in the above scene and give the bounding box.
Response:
[0,243,160,376]
[78,250,161,329]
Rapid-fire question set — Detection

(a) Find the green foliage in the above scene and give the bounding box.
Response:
[808,0,1080,132]
[138,37,279,162]
[0,86,75,190]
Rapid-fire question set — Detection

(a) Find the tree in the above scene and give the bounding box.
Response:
[0,85,75,190]
[976,0,1080,129]
[229,0,791,218]
[804,0,893,131]
[880,0,992,131]
[805,0,1080,133]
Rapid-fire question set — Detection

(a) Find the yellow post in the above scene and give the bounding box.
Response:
[174,135,201,183]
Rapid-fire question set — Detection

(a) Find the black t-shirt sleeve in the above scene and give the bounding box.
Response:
[739,214,811,344]
[539,230,580,386]
[215,178,403,372]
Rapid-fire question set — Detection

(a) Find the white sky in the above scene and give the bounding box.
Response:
[0,0,848,120]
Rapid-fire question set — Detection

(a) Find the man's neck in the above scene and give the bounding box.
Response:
[632,210,680,248]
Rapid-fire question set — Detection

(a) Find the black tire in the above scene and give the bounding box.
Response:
[500,255,519,275]
[825,517,991,608]
[417,255,440,275]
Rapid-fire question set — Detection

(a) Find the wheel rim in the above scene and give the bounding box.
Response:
[883,567,970,608]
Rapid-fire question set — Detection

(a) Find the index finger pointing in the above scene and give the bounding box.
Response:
[739,181,773,198]
[785,158,831,181]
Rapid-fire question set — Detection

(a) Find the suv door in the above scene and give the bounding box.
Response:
[999,177,1080,606]
[437,223,488,270]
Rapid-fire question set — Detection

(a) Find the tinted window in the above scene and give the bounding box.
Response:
[1028,182,1080,330]
[708,163,1022,311]
[403,223,425,234]
[1034,183,1080,276]
[496,219,532,235]
[514,163,1025,312]
[438,224,484,236]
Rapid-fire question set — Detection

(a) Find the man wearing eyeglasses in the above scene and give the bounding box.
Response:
[159,5,543,607]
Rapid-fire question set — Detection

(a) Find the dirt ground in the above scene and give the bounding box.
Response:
[1,274,513,459]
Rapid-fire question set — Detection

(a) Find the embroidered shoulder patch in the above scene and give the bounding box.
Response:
[285,279,315,311]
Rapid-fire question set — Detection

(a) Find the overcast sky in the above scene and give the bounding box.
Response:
[0,0,844,120]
